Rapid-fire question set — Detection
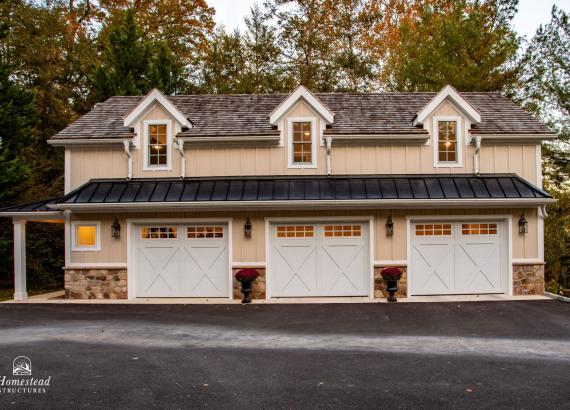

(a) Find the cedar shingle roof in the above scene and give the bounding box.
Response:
[52,92,552,140]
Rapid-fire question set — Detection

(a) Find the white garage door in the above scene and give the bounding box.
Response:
[410,221,507,295]
[134,224,229,297]
[269,222,370,297]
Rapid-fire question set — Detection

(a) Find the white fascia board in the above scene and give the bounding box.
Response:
[269,85,334,125]
[329,134,429,144]
[50,198,556,213]
[182,135,280,144]
[123,88,191,129]
[474,134,558,143]
[48,138,131,147]
[414,85,481,126]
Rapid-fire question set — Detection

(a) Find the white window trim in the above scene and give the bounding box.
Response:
[143,119,172,171]
[433,116,463,168]
[71,221,101,252]
[287,117,318,169]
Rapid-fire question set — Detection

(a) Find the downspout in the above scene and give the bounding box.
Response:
[473,135,482,176]
[175,138,185,179]
[123,140,132,180]
[540,204,548,218]
[325,136,333,176]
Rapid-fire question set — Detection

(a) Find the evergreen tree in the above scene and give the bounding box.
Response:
[383,0,521,92]
[148,42,188,95]
[519,6,570,292]
[200,27,248,94]
[242,4,292,93]
[90,8,151,101]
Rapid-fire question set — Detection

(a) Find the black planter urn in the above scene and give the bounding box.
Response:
[239,280,253,303]
[385,279,399,303]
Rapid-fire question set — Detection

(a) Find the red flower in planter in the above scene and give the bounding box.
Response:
[235,268,260,283]
[381,267,403,281]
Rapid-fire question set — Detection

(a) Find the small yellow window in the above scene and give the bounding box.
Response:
[73,222,100,251]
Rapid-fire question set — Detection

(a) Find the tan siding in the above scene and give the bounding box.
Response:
[66,99,540,186]
[70,208,537,264]
[69,149,125,190]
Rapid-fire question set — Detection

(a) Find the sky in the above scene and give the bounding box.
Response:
[208,0,570,41]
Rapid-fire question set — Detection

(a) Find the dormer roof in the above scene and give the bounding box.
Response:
[123,88,192,129]
[413,85,481,126]
[269,85,335,125]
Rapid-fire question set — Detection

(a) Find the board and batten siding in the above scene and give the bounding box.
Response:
[69,209,538,265]
[67,100,540,191]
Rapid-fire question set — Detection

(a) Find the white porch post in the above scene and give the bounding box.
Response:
[13,219,27,301]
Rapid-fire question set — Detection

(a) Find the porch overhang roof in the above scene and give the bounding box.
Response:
[0,197,64,219]
[40,174,552,212]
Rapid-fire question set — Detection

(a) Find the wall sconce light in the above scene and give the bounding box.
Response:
[518,213,528,234]
[244,217,252,238]
[386,216,394,237]
[111,218,121,239]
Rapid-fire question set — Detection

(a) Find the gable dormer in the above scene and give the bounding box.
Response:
[124,89,190,171]
[413,85,481,168]
[270,86,334,169]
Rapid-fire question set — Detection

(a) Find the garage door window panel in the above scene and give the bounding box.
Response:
[141,226,177,239]
[276,225,314,238]
[187,226,224,239]
[324,225,361,237]
[415,224,452,236]
[462,223,498,235]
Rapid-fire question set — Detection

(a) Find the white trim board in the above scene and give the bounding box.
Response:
[124,89,191,129]
[414,85,481,126]
[52,197,556,213]
[270,85,334,125]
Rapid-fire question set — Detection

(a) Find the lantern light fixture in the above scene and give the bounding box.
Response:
[111,218,121,239]
[244,217,252,238]
[386,216,394,237]
[518,213,528,234]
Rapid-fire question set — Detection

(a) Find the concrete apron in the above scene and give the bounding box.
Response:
[2,291,549,304]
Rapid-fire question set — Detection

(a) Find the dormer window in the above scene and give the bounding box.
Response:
[143,120,171,170]
[293,122,312,164]
[434,116,462,168]
[438,121,457,162]
[288,118,317,168]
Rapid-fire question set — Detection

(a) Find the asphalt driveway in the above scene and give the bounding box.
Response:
[0,301,568,409]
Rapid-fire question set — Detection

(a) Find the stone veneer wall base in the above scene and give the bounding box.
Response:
[513,264,545,295]
[65,269,128,299]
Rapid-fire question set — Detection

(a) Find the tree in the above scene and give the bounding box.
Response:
[265,0,339,91]
[518,6,570,292]
[241,4,292,93]
[96,0,215,68]
[200,27,248,94]
[0,24,37,205]
[382,0,521,92]
[90,8,151,101]
[148,42,189,95]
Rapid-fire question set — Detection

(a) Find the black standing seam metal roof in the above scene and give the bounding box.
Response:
[0,197,64,213]
[51,175,550,206]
